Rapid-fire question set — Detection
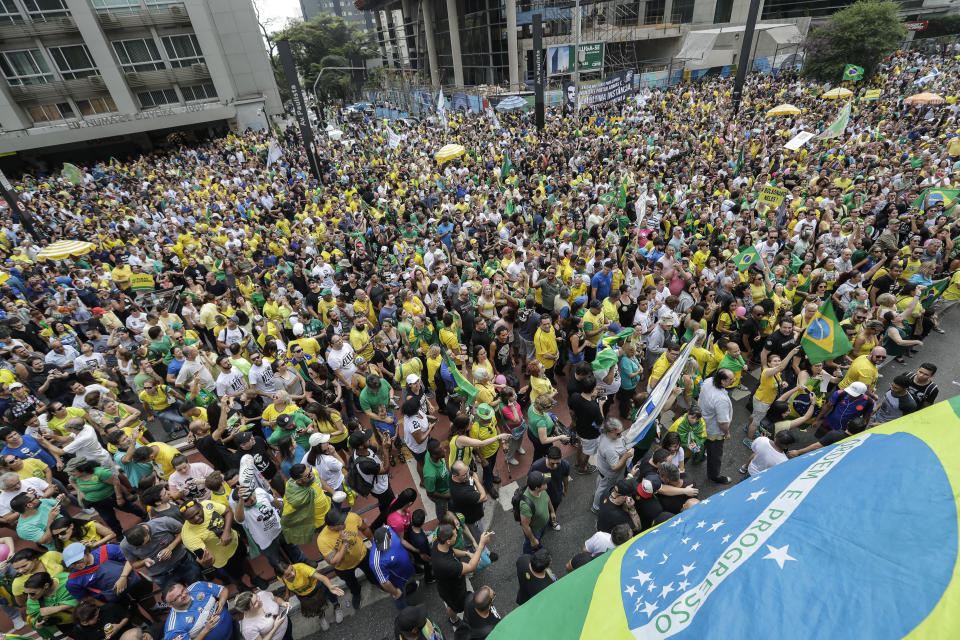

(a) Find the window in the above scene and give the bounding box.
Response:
[0,0,22,24]
[22,0,68,18]
[180,82,216,101]
[113,38,164,71]
[714,0,734,23]
[49,45,98,79]
[92,0,140,12]
[137,88,177,108]
[26,101,74,123]
[0,49,54,85]
[161,34,203,67]
[76,96,117,115]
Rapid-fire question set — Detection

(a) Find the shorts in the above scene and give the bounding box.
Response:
[751,398,772,425]
[410,448,427,464]
[515,335,535,360]
[580,435,600,456]
[331,438,349,452]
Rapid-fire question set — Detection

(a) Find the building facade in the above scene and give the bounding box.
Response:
[300,0,376,31]
[0,0,282,161]
[361,0,954,90]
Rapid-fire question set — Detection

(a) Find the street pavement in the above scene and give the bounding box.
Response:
[296,302,960,640]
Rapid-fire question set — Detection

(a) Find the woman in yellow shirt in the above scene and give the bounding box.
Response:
[472,347,495,383]
[526,360,556,406]
[746,345,801,444]
[49,515,115,552]
[278,560,345,624]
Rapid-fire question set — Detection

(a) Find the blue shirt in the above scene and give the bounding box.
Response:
[2,434,56,468]
[369,527,415,590]
[437,221,455,248]
[824,390,874,431]
[619,354,641,391]
[65,544,137,602]
[590,270,613,301]
[164,581,232,640]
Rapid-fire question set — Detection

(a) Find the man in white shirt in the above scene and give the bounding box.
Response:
[214,354,247,401]
[741,431,796,477]
[175,346,217,392]
[247,352,277,398]
[61,418,115,470]
[0,473,52,524]
[326,334,357,417]
[230,484,307,568]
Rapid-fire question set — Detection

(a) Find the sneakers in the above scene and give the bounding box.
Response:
[334,604,344,623]
[517,447,527,455]
[506,457,520,466]
[576,464,597,475]
[551,521,561,531]
[319,615,330,631]
[738,464,748,475]
[351,593,362,610]
[743,437,754,449]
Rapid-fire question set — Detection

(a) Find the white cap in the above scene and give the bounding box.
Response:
[406,373,421,385]
[308,432,330,448]
[843,381,868,396]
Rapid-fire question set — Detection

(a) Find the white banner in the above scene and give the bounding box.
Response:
[784,131,815,151]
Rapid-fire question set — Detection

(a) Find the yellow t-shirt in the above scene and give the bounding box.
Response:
[281,562,322,596]
[316,511,366,571]
[839,355,879,391]
[287,337,322,359]
[754,370,781,404]
[650,352,672,384]
[151,441,180,478]
[447,433,474,469]
[47,407,87,436]
[469,419,500,459]
[349,327,373,361]
[181,500,239,569]
[582,310,606,346]
[534,327,559,370]
[12,551,64,597]
[15,457,48,480]
[316,410,346,444]
[139,385,174,412]
[262,403,299,426]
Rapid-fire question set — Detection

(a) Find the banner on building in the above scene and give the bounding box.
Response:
[576,70,635,107]
[548,42,604,75]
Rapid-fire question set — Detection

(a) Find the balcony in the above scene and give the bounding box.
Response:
[0,15,78,42]
[123,63,209,89]
[8,76,107,103]
[96,3,191,31]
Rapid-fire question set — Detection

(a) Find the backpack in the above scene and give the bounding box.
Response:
[346,455,375,497]
[511,476,535,522]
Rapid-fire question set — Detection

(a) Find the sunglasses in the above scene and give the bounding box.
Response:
[179,500,198,513]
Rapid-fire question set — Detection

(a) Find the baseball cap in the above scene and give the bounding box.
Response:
[607,322,623,333]
[373,526,392,552]
[406,373,420,385]
[233,431,252,445]
[276,414,294,429]
[91,307,105,315]
[475,403,495,421]
[62,542,86,567]
[395,604,429,634]
[320,288,332,296]
[349,429,372,449]
[637,475,663,499]
[308,432,330,448]
[324,509,347,527]
[494,374,507,387]
[64,457,89,473]
[614,478,636,496]
[844,381,868,396]
[8,382,23,390]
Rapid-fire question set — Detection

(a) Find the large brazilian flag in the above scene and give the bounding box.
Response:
[490,395,960,639]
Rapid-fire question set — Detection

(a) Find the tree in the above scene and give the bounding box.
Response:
[802,0,907,82]
[271,14,376,104]
[921,15,960,39]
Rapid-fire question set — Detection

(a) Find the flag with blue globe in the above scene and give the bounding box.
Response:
[800,300,851,363]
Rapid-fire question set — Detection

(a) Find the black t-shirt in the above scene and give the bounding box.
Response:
[431,541,467,611]
[569,392,602,439]
[596,496,634,533]
[450,478,485,524]
[72,602,129,640]
[907,375,939,407]
[566,374,590,398]
[491,337,512,372]
[205,279,228,297]
[529,457,570,507]
[763,330,798,359]
[817,430,849,447]
[741,318,762,348]
[635,495,664,531]
[463,592,502,639]
[515,555,556,605]
[227,437,278,479]
[193,434,231,471]
[871,273,901,297]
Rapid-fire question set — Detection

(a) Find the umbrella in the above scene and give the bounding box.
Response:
[822,87,853,99]
[496,96,528,111]
[435,144,465,163]
[766,103,802,116]
[904,92,945,104]
[35,240,95,262]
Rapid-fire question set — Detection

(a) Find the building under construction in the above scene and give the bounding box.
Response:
[356,0,951,91]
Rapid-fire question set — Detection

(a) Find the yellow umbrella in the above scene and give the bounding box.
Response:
[822,87,853,99]
[766,104,802,116]
[35,240,95,261]
[435,144,466,163]
[904,92,945,105]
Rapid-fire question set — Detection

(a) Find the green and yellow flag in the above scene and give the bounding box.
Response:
[617,183,628,209]
[843,64,864,81]
[862,88,881,101]
[912,188,959,211]
[443,352,478,404]
[920,279,950,309]
[489,395,960,640]
[731,246,760,271]
[800,299,851,363]
[62,162,83,186]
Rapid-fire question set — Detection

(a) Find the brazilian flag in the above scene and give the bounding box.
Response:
[490,395,960,639]
[912,188,959,211]
[443,351,477,404]
[599,192,616,206]
[617,183,628,209]
[731,246,760,271]
[800,299,851,363]
[843,64,864,81]
[920,278,950,309]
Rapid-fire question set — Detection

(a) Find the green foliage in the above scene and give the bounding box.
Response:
[271,14,375,101]
[921,15,960,38]
[802,0,907,82]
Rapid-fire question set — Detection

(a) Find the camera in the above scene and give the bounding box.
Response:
[551,415,581,448]
[183,482,206,501]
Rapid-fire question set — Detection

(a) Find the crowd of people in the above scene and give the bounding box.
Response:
[0,40,957,640]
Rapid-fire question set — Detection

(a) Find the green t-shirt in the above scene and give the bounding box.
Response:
[267,411,314,449]
[519,487,550,533]
[76,466,115,503]
[422,456,450,496]
[527,407,554,440]
[358,379,391,415]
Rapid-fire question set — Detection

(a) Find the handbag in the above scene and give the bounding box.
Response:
[510,419,528,440]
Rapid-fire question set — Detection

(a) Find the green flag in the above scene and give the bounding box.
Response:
[843,64,864,81]
[819,101,851,140]
[733,148,744,177]
[616,183,627,209]
[731,246,760,271]
[920,279,950,309]
[500,155,513,180]
[506,200,515,216]
[911,188,960,211]
[62,162,83,186]
[800,299,852,363]
[444,352,478,404]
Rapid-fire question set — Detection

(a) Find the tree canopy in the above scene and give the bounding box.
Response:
[802,0,907,82]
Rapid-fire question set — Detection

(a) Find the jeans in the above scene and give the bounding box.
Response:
[334,554,381,599]
[260,534,308,569]
[480,450,499,493]
[154,408,189,435]
[152,553,203,590]
[706,437,725,481]
[91,495,148,535]
[522,525,546,555]
[370,487,396,531]
[430,498,448,519]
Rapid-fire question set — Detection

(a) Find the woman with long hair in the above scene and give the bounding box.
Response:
[384,487,418,537]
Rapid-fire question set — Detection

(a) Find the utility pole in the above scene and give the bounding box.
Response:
[573,0,581,111]
[730,0,762,115]
[533,13,545,130]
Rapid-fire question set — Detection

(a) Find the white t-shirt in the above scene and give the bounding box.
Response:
[217,326,247,347]
[747,437,787,476]
[247,362,277,395]
[0,477,48,516]
[584,530,616,556]
[168,462,214,500]
[304,453,344,492]
[216,369,247,398]
[176,359,217,392]
[64,424,115,469]
[229,487,283,550]
[326,344,357,384]
[72,384,113,410]
[402,411,430,454]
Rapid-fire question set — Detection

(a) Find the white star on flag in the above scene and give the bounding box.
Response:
[696,520,707,528]
[678,563,695,577]
[633,570,652,585]
[634,597,645,613]
[658,553,670,565]
[750,474,763,482]
[708,520,725,532]
[647,581,657,593]
[690,542,701,551]
[642,601,659,617]
[669,516,684,528]
[659,582,675,599]
[624,585,637,596]
[722,534,731,544]
[763,544,797,569]
[700,498,711,504]
[680,537,690,545]
[678,579,690,590]
[634,549,647,559]
[747,488,768,502]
